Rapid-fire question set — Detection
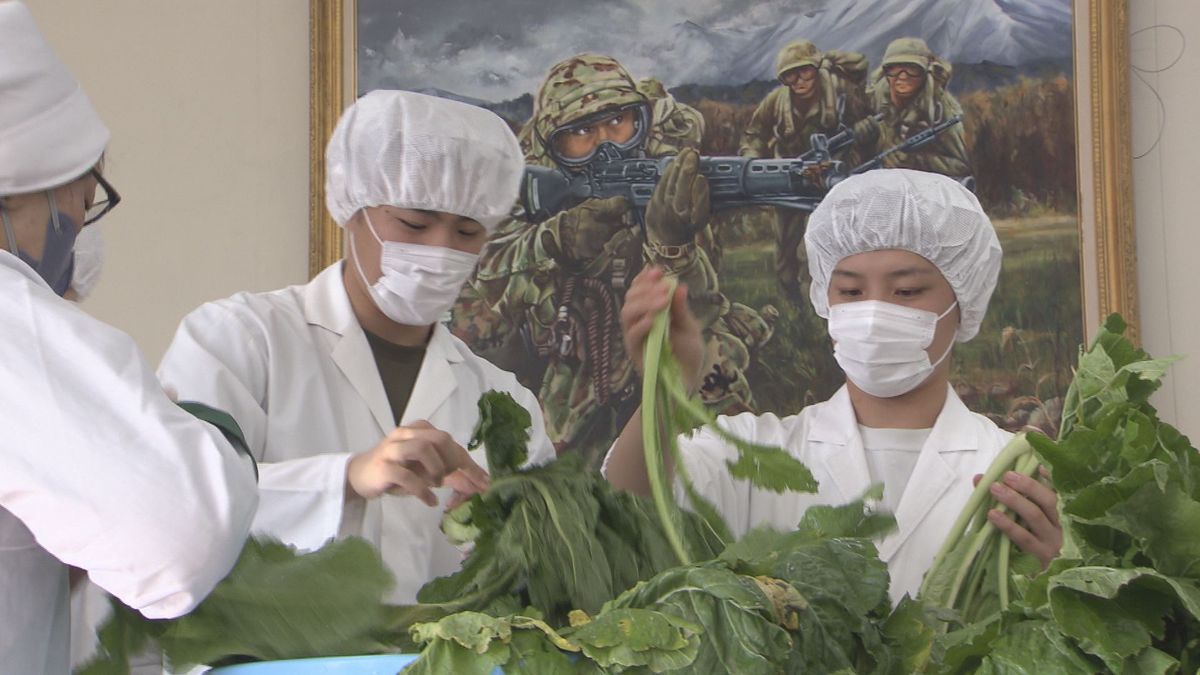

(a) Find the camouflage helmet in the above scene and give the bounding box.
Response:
[881,37,935,70]
[636,76,668,100]
[533,54,648,144]
[774,40,821,81]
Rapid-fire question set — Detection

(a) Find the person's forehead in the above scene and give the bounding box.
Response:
[833,249,941,276]
[381,206,480,227]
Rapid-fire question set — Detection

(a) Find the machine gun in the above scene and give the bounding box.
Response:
[517,115,963,224]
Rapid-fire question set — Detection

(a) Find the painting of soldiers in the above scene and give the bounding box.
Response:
[356,0,1084,463]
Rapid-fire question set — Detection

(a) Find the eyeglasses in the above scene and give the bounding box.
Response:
[883,64,925,80]
[84,169,120,226]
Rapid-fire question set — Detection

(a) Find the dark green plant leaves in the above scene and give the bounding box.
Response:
[930,315,1200,673]
[469,390,532,476]
[81,538,398,672]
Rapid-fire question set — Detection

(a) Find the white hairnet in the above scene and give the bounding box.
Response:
[325,90,524,232]
[805,169,1002,342]
[0,1,110,195]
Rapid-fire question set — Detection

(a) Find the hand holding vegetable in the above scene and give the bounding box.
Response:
[621,265,706,392]
[979,467,1061,568]
[347,420,490,505]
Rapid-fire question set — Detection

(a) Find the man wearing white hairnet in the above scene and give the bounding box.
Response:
[0,3,258,671]
[606,169,1061,604]
[159,90,556,603]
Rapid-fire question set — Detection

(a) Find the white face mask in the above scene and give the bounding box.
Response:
[350,212,478,326]
[71,224,104,300]
[828,299,958,398]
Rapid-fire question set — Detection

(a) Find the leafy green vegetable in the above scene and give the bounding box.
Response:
[927,315,1200,673]
[81,538,400,673]
[469,390,533,477]
[640,278,817,565]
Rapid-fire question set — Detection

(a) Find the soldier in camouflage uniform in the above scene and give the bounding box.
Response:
[458,54,767,466]
[739,40,870,306]
[853,38,972,179]
[637,76,706,154]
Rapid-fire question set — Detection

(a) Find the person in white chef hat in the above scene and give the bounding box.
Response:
[158,90,556,605]
[606,169,1063,606]
[0,3,259,672]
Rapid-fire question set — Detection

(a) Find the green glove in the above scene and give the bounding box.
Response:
[644,148,710,247]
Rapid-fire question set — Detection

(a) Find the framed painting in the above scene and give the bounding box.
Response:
[309,0,1136,465]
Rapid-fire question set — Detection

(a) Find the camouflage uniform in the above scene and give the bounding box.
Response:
[637,77,706,155]
[739,41,870,306]
[855,38,972,178]
[457,54,767,466]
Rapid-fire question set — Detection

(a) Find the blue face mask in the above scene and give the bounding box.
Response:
[1,193,79,297]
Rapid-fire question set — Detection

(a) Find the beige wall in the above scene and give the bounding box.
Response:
[1130,0,1200,439]
[25,0,311,363]
[23,1,1200,438]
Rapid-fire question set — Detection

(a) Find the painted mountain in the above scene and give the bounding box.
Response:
[358,0,1073,101]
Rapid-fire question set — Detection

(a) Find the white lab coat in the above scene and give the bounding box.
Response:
[158,262,556,604]
[646,385,1010,605]
[0,251,258,674]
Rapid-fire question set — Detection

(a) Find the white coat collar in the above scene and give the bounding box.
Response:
[303,262,463,434]
[0,249,48,287]
[805,384,984,562]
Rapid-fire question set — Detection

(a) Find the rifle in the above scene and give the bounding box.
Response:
[851,114,963,173]
[517,115,963,223]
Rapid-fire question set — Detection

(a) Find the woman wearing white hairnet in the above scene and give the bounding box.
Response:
[0,3,258,672]
[158,90,555,604]
[606,169,1061,605]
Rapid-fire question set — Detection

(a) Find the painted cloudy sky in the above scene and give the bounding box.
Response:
[357,0,1073,102]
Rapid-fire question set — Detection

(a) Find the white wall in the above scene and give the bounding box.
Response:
[1130,0,1200,440]
[25,0,310,363]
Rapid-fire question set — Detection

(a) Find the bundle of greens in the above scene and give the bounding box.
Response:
[413,392,726,626]
[406,493,912,675]
[639,278,819,563]
[922,316,1200,673]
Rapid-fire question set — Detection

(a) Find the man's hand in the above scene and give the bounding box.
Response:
[977,467,1062,568]
[347,421,490,506]
[621,266,706,393]
[645,148,710,247]
[548,195,629,263]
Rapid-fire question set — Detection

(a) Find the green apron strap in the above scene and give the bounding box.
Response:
[176,400,258,480]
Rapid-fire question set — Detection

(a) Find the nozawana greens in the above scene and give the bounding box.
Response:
[83,313,1200,674]
[922,315,1200,674]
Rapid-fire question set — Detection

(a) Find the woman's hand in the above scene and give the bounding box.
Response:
[621,265,706,392]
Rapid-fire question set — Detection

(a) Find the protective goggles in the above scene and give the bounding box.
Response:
[546,102,651,168]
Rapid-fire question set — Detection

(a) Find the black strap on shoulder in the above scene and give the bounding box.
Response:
[176,400,258,480]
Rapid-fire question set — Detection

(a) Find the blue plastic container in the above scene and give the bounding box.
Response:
[209,654,505,674]
[209,654,418,674]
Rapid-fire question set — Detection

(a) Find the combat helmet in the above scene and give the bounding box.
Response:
[532,53,651,168]
[774,40,821,81]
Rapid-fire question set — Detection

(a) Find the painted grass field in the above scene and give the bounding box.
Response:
[721,214,1082,433]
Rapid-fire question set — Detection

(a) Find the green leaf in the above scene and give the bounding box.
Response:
[974,621,1100,674]
[470,390,532,476]
[1090,480,1200,579]
[795,484,897,541]
[881,597,939,674]
[724,439,820,493]
[85,538,399,671]
[409,611,512,653]
[606,565,793,674]
[569,608,701,672]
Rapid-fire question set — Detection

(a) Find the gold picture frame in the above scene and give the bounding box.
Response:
[307,0,1138,341]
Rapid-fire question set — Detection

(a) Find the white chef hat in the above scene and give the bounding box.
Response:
[805,169,1003,342]
[324,90,524,232]
[0,1,110,196]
